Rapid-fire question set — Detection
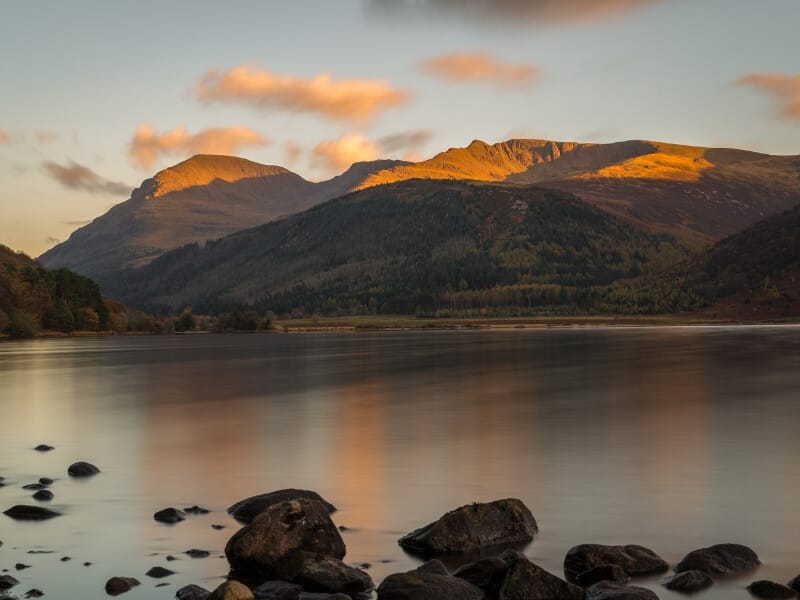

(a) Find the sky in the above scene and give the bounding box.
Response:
[1,0,798,257]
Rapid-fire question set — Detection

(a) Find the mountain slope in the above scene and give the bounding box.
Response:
[102,180,688,314]
[39,155,406,285]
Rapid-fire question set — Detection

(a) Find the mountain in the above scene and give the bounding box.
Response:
[101,180,688,314]
[358,139,800,244]
[39,155,406,286]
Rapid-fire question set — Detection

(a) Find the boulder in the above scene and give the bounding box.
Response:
[155,507,187,524]
[34,444,54,452]
[454,556,509,594]
[209,581,255,600]
[748,581,797,599]
[377,567,486,600]
[414,560,449,576]
[68,461,100,477]
[146,566,175,578]
[298,594,350,600]
[788,575,800,594]
[105,576,140,596]
[252,580,303,600]
[662,570,713,593]
[398,499,538,557]
[32,489,54,501]
[186,549,211,558]
[229,490,336,524]
[289,552,372,595]
[3,505,61,520]
[576,565,631,588]
[39,477,54,485]
[225,499,345,578]
[675,543,760,575]
[498,551,584,600]
[0,575,19,591]
[176,584,212,600]
[586,582,658,600]
[564,545,669,583]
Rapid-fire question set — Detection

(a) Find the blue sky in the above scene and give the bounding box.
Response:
[1,0,798,256]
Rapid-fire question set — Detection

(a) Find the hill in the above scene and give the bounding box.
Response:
[102,180,689,315]
[38,155,406,286]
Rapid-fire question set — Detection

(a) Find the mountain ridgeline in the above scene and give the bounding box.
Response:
[103,180,689,315]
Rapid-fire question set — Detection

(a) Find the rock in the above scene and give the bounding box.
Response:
[39,478,54,485]
[789,575,800,594]
[564,545,669,583]
[25,589,44,598]
[212,524,227,530]
[398,499,538,557]
[228,490,337,524]
[675,543,760,575]
[3,505,61,520]
[252,580,303,600]
[209,581,255,600]
[22,483,48,490]
[289,552,373,595]
[32,489,54,501]
[176,584,212,600]
[453,556,509,594]
[414,560,449,576]
[34,444,54,452]
[146,566,175,578]
[498,550,584,600]
[105,576,140,596]
[61,556,71,562]
[185,505,210,514]
[185,549,210,558]
[0,575,19,591]
[225,499,345,578]
[84,562,93,567]
[586,582,659,600]
[166,555,179,561]
[155,507,186,524]
[748,581,797,599]
[576,565,632,588]
[662,570,713,593]
[298,594,350,600]
[68,461,100,477]
[14,564,31,571]
[377,566,486,600]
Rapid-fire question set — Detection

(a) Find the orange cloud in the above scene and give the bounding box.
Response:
[196,65,410,122]
[422,52,539,86]
[0,129,9,144]
[313,134,382,172]
[129,124,269,170]
[736,73,800,121]
[43,161,131,195]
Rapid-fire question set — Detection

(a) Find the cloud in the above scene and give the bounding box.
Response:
[196,65,410,122]
[0,129,9,144]
[378,130,433,154]
[35,131,59,145]
[365,0,662,25]
[129,124,269,170]
[283,141,302,167]
[313,134,382,172]
[422,52,538,86]
[43,161,131,195]
[736,73,800,121]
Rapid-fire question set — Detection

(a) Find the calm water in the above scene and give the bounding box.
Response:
[1,327,799,599]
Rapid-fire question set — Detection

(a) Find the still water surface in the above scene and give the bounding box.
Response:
[1,327,799,598]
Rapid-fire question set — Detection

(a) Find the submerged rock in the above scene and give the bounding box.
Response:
[748,581,797,599]
[68,461,100,477]
[675,543,760,575]
[185,549,210,559]
[34,444,54,452]
[788,575,800,593]
[209,580,255,600]
[298,594,350,600]
[377,564,486,600]
[251,580,303,600]
[22,483,48,490]
[0,575,19,591]
[32,489,54,502]
[398,498,538,557]
[39,477,54,485]
[154,507,186,524]
[564,545,669,583]
[290,552,373,595]
[228,490,337,524]
[176,584,212,600]
[3,505,61,520]
[145,566,175,578]
[185,505,210,514]
[453,556,509,594]
[498,550,585,600]
[663,570,713,593]
[586,581,658,600]
[104,576,140,596]
[576,565,632,588]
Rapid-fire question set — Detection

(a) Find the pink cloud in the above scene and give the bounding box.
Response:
[736,73,800,121]
[196,65,410,122]
[422,52,539,86]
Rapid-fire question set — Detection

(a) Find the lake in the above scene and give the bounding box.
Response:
[1,326,799,599]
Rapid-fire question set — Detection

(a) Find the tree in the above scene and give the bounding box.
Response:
[175,308,196,332]
[8,310,38,338]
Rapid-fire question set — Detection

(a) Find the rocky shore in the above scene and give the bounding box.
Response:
[1,449,799,599]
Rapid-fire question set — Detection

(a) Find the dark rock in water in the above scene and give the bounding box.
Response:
[34,444,54,452]
[498,550,585,600]
[586,582,658,600]
[675,543,760,575]
[225,499,345,578]
[0,575,19,591]
[212,524,227,530]
[185,549,210,559]
[564,545,669,583]
[38,478,54,485]
[377,565,486,600]
[748,581,797,599]
[4,505,61,520]
[22,483,48,490]
[228,489,337,524]
[454,556,509,594]
[25,589,44,598]
[154,507,186,524]
[14,564,31,571]
[298,594,350,600]
[185,505,210,514]
[252,580,303,600]
[289,552,373,595]
[84,562,93,567]
[60,556,71,562]
[788,575,800,593]
[398,498,538,557]
[145,566,175,578]
[156,582,170,587]
[209,580,255,600]
[32,489,54,501]
[663,570,713,593]
[104,576,140,596]
[68,461,100,477]
[166,555,179,561]
[27,550,55,554]
[577,565,632,588]
[176,584,212,600]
